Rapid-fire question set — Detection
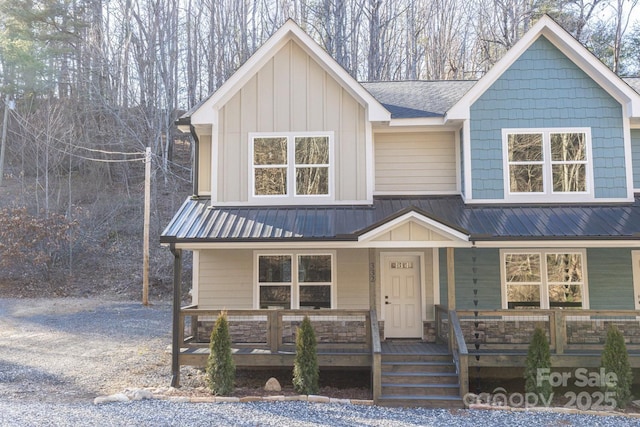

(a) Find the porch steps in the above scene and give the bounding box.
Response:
[378,351,464,408]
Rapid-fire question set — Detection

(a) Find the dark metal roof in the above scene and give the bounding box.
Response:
[160,196,640,243]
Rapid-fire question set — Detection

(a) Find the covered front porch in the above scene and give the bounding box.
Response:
[171,303,640,406]
[161,196,640,406]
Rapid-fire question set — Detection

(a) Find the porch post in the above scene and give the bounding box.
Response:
[170,245,182,387]
[447,247,455,310]
[369,248,384,339]
[446,247,456,354]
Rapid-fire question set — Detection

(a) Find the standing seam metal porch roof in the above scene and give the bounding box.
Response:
[160,196,640,243]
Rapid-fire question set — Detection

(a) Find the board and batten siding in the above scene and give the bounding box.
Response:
[196,250,254,309]
[216,39,368,203]
[374,132,457,193]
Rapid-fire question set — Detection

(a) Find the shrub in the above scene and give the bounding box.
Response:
[293,315,319,394]
[601,325,633,409]
[0,207,75,279]
[524,327,552,402]
[206,311,235,395]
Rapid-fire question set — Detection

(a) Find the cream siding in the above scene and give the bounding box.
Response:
[374,132,457,193]
[336,249,370,309]
[216,40,368,203]
[195,249,370,310]
[197,135,211,194]
[196,250,253,309]
[371,221,453,242]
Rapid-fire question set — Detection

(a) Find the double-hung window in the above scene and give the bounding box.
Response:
[256,252,334,309]
[504,129,591,201]
[251,133,332,202]
[501,250,588,309]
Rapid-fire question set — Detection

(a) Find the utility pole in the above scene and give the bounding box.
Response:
[0,95,11,187]
[143,147,151,305]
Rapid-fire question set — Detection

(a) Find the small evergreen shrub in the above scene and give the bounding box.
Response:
[206,311,235,395]
[293,315,319,394]
[601,325,633,409]
[524,327,552,402]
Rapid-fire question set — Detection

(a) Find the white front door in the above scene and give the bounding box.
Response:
[383,254,422,338]
[632,251,640,310]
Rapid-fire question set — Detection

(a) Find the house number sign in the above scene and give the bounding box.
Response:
[391,262,413,269]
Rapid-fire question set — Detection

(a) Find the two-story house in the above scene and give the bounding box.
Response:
[161,16,640,407]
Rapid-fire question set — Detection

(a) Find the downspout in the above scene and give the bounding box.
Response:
[170,243,182,387]
[190,125,199,196]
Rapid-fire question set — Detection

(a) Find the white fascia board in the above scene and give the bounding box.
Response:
[170,238,640,250]
[357,211,470,243]
[542,28,640,117]
[475,240,640,249]
[446,15,640,121]
[191,20,390,124]
[462,196,635,205]
[387,117,447,127]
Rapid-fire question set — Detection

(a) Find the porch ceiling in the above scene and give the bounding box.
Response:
[160,195,640,244]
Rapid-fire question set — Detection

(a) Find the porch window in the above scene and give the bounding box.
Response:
[258,255,292,309]
[251,133,332,201]
[298,255,332,309]
[502,250,587,309]
[503,129,591,201]
[256,252,334,309]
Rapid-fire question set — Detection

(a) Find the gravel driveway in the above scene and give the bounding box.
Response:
[0,298,638,426]
[0,298,172,403]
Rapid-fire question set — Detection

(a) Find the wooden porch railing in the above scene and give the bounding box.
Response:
[436,306,640,354]
[179,306,373,354]
[448,310,469,397]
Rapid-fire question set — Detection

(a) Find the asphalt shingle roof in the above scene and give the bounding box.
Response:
[360,81,476,119]
[623,77,640,94]
[160,196,640,243]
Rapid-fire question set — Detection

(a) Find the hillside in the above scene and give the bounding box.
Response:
[0,140,193,301]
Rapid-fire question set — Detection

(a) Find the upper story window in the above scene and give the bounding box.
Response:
[503,128,592,201]
[501,249,588,309]
[250,133,333,202]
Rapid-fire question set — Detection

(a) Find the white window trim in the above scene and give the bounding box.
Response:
[253,250,337,309]
[249,132,335,204]
[502,128,594,203]
[500,248,589,310]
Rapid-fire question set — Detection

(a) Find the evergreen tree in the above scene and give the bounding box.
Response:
[524,327,552,402]
[206,311,235,396]
[293,315,319,395]
[601,325,633,409]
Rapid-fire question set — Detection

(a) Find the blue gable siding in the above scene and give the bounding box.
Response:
[632,129,640,189]
[470,36,625,200]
